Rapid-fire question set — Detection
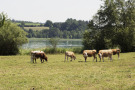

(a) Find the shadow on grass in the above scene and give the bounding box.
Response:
[78,61,91,62]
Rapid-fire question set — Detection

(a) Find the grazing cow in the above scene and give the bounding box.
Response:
[65,51,76,61]
[31,51,48,63]
[111,49,120,59]
[83,50,97,62]
[98,49,113,62]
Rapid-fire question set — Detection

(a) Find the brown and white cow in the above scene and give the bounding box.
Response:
[83,50,97,62]
[111,49,120,59]
[98,49,113,62]
[31,51,48,63]
[65,51,76,61]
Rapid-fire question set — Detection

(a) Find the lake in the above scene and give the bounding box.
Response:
[21,38,83,49]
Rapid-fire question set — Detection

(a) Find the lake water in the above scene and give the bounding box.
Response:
[21,39,83,49]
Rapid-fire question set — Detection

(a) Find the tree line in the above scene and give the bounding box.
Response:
[14,18,89,39]
[83,0,135,52]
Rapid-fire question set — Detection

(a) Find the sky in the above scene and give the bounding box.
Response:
[0,0,103,23]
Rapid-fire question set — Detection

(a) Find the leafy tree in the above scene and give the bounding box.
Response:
[0,13,5,27]
[83,0,135,52]
[49,38,60,51]
[44,20,53,28]
[0,14,28,55]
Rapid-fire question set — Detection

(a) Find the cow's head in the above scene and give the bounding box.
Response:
[73,55,76,60]
[41,53,48,62]
[45,56,48,61]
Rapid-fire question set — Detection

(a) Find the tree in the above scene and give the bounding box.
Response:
[0,13,28,55]
[44,20,53,28]
[49,38,60,53]
[0,13,5,27]
[83,0,135,52]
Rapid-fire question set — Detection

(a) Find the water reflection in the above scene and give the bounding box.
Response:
[21,39,83,49]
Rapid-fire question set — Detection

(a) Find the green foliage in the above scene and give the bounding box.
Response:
[19,47,83,55]
[0,15,28,55]
[44,20,53,28]
[15,18,88,39]
[83,0,135,52]
[0,13,5,27]
[49,38,60,49]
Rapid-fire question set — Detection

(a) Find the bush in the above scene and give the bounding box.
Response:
[0,19,28,55]
[19,47,83,55]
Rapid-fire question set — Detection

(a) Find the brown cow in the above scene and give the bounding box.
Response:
[65,51,76,61]
[111,49,120,59]
[83,50,97,62]
[31,51,48,63]
[98,49,113,62]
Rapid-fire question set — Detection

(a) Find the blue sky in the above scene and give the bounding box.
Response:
[0,0,102,22]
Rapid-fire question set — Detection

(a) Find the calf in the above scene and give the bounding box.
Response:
[98,49,113,62]
[83,50,97,62]
[65,51,76,61]
[31,51,48,63]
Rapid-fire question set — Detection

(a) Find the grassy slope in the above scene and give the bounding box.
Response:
[24,27,49,31]
[0,52,135,89]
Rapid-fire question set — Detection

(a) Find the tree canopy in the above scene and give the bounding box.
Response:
[83,0,135,52]
[0,13,5,27]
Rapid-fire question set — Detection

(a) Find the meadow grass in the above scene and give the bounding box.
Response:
[0,52,135,89]
[24,27,49,31]
[16,22,41,26]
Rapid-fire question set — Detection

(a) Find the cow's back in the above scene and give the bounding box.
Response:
[66,51,74,56]
[99,50,112,57]
[83,50,96,57]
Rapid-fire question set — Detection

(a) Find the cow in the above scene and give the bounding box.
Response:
[98,49,113,62]
[65,51,76,61]
[83,50,97,62]
[31,51,48,63]
[111,49,120,59]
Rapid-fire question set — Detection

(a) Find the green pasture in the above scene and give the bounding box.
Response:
[0,52,135,89]
[24,27,49,31]
[16,22,41,26]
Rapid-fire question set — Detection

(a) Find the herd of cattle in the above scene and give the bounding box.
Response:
[30,49,120,63]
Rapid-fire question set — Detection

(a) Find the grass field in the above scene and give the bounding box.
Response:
[24,27,49,31]
[16,22,41,26]
[0,52,135,89]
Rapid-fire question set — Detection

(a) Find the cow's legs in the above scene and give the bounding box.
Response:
[70,56,72,61]
[40,58,43,63]
[102,57,104,62]
[99,53,102,62]
[93,55,97,62]
[31,57,33,62]
[35,59,37,63]
[85,57,87,62]
[95,57,97,62]
[93,56,95,62]
[118,53,120,59]
[110,55,113,62]
[33,59,34,63]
